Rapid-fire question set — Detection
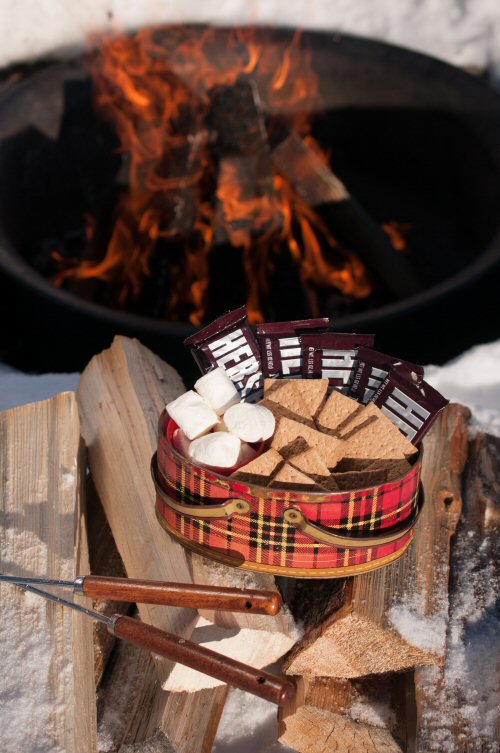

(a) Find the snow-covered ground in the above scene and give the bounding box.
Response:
[3,1,500,86]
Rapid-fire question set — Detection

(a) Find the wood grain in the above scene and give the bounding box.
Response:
[0,392,97,753]
[285,404,470,679]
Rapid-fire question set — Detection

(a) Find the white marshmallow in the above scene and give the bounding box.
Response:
[194,367,240,415]
[166,390,219,440]
[188,432,242,468]
[223,403,275,443]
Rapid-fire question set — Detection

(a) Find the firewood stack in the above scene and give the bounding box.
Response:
[1,337,498,753]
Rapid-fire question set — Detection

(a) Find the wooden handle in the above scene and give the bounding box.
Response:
[82,576,282,615]
[111,615,296,706]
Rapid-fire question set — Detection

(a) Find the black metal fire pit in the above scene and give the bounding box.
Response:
[1,29,500,377]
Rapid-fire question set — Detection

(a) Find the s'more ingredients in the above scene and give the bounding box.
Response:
[281,439,331,482]
[264,378,328,421]
[334,402,381,439]
[194,367,240,415]
[301,332,375,393]
[269,463,327,492]
[256,318,330,378]
[236,441,259,467]
[231,448,284,485]
[166,390,219,440]
[271,416,344,469]
[184,306,263,402]
[188,432,242,468]
[259,398,316,428]
[373,369,449,444]
[315,389,365,435]
[224,403,276,443]
[349,346,424,404]
[342,409,418,462]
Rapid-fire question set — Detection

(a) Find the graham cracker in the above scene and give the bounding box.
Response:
[264,378,328,420]
[316,389,364,435]
[269,463,327,492]
[341,412,417,462]
[271,416,344,469]
[335,457,383,473]
[384,458,413,481]
[321,475,340,492]
[336,402,381,439]
[259,398,315,428]
[330,468,390,491]
[231,448,284,485]
[288,446,331,480]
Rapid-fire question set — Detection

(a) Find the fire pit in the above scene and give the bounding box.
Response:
[1,28,500,375]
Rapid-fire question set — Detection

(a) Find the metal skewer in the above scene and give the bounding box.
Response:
[0,573,282,615]
[10,582,295,706]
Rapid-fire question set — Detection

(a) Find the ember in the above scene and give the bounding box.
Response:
[50,26,376,326]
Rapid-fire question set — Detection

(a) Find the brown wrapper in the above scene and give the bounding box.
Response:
[301,332,375,393]
[256,318,330,378]
[349,347,425,404]
[184,306,263,402]
[372,368,448,444]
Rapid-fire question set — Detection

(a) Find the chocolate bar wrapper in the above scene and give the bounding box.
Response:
[349,347,425,404]
[256,318,330,378]
[184,306,263,402]
[301,332,375,394]
[373,368,448,444]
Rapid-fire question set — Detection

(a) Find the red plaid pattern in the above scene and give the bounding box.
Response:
[155,411,421,576]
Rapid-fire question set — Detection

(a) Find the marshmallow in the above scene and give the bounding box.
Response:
[189,432,242,468]
[223,403,275,443]
[166,390,219,440]
[194,367,240,415]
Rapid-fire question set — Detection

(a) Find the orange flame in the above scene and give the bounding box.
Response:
[52,26,372,325]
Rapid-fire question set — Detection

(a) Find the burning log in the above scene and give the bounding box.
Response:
[284,404,470,680]
[272,132,425,300]
[0,393,97,753]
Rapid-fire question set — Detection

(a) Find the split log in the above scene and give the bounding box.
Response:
[285,404,470,679]
[77,337,295,752]
[0,393,97,753]
[272,132,424,300]
[279,672,415,752]
[414,431,500,752]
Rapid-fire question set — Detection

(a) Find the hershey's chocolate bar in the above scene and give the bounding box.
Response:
[301,333,375,393]
[256,318,330,378]
[373,368,448,444]
[349,347,424,404]
[184,306,263,402]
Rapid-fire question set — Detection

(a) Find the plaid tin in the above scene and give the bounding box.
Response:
[154,410,422,577]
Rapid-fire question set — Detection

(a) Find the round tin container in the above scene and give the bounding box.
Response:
[153,410,423,578]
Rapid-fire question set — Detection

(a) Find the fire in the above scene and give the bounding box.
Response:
[51,26,372,325]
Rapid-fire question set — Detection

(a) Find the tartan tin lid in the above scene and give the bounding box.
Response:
[153,411,423,578]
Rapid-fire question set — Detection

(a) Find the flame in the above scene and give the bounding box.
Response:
[52,26,372,324]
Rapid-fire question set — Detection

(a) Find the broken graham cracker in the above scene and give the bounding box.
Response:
[286,443,331,481]
[341,410,418,462]
[269,463,328,492]
[231,448,283,485]
[264,378,328,421]
[259,397,315,428]
[330,468,390,491]
[271,416,344,469]
[316,389,364,434]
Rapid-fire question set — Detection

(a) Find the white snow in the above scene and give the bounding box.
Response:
[425,339,500,438]
[2,1,500,86]
[0,363,79,413]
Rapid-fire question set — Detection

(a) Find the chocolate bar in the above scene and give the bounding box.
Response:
[184,307,263,402]
[256,318,330,378]
[349,347,424,404]
[372,368,448,444]
[301,333,375,393]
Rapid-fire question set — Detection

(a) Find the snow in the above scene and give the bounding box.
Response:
[388,594,447,656]
[0,363,79,413]
[2,1,500,86]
